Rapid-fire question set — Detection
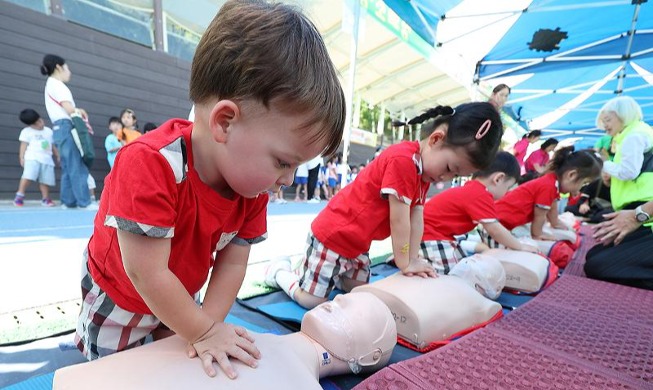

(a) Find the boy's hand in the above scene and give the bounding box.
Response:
[401,257,437,278]
[189,322,260,379]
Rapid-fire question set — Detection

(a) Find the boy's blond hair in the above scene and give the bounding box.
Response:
[190,0,345,156]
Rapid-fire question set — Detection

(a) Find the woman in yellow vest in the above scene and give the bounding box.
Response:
[585,96,653,290]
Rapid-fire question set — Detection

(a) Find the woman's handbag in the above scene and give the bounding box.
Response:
[70,112,95,168]
[48,94,95,168]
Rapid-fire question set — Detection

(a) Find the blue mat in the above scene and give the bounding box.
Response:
[240,264,399,326]
[496,291,535,310]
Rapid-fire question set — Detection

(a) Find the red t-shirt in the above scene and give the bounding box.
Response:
[423,180,498,241]
[495,172,560,230]
[513,138,529,165]
[87,119,268,314]
[524,149,549,172]
[311,141,430,258]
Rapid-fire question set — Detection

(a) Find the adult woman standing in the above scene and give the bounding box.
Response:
[488,84,510,111]
[585,96,653,290]
[42,54,94,209]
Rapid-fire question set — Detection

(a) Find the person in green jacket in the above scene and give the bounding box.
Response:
[585,96,653,290]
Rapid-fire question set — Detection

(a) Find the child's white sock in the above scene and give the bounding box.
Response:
[276,270,300,300]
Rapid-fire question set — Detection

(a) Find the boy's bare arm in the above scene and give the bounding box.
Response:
[482,221,538,252]
[531,207,554,240]
[389,196,411,270]
[118,231,215,342]
[119,231,260,378]
[408,206,424,260]
[546,200,565,228]
[390,197,435,277]
[18,142,27,167]
[201,242,250,321]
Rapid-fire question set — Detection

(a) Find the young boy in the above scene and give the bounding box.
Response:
[75,0,345,380]
[420,152,538,274]
[104,116,124,169]
[13,109,59,207]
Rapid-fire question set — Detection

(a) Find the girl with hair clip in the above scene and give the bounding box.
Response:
[266,102,504,309]
[118,108,142,144]
[492,147,602,242]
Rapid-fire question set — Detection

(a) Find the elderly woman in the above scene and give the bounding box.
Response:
[585,96,653,290]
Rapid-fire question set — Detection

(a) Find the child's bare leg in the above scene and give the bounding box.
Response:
[17,178,32,194]
[39,183,50,199]
[291,288,327,309]
[340,276,366,292]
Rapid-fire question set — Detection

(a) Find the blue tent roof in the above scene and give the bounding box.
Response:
[476,0,653,139]
[382,0,462,46]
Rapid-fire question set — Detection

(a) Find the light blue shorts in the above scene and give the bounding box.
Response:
[22,160,55,186]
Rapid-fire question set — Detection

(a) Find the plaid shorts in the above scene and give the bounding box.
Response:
[298,232,371,298]
[477,226,504,249]
[419,240,466,275]
[75,255,168,360]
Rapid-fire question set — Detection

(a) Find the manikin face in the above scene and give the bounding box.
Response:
[419,127,479,184]
[449,254,506,300]
[213,100,328,199]
[491,87,510,109]
[301,292,396,374]
[600,111,624,137]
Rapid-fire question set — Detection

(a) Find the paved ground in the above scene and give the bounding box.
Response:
[0,198,391,388]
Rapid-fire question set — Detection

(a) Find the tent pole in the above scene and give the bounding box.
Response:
[341,0,360,187]
[617,3,642,94]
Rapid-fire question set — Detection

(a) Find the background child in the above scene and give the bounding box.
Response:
[512,129,541,173]
[118,108,141,144]
[13,109,58,207]
[493,147,602,241]
[524,137,558,175]
[266,102,504,309]
[104,116,123,170]
[294,162,309,201]
[421,151,538,275]
[75,0,345,380]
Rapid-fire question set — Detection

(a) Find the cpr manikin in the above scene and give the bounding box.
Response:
[484,248,550,293]
[448,253,506,299]
[53,292,396,390]
[352,272,502,350]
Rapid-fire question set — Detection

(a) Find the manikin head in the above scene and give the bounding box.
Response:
[301,292,396,374]
[449,254,506,300]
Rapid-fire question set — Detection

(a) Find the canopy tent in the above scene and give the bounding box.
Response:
[475,0,653,141]
[386,0,653,145]
[306,0,471,119]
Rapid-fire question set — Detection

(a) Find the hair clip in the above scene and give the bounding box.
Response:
[475,119,492,140]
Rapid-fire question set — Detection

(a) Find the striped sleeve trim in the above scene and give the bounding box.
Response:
[380,188,411,205]
[535,203,551,210]
[477,218,499,224]
[105,215,174,238]
[231,233,268,246]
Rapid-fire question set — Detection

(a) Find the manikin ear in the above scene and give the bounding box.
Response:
[208,100,239,144]
[427,123,448,147]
